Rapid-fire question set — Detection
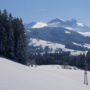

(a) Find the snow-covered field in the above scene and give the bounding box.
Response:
[0,57,90,90]
[29,38,86,55]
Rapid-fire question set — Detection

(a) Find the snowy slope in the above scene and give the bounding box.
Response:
[32,22,48,28]
[25,18,90,32]
[29,38,85,55]
[0,57,90,90]
[27,27,90,55]
[78,32,90,37]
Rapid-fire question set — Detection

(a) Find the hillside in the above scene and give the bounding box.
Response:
[26,27,90,55]
[0,57,90,90]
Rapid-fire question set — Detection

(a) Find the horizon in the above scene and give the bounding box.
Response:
[0,0,90,26]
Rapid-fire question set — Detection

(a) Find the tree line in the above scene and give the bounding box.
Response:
[30,51,90,70]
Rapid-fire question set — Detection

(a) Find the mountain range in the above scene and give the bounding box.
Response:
[25,18,90,55]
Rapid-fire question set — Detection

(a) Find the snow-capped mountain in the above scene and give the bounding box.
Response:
[48,18,90,32]
[25,22,48,29]
[24,22,36,29]
[25,18,90,55]
[26,27,90,55]
[32,22,48,28]
[25,18,90,32]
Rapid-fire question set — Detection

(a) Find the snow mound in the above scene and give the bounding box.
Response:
[0,57,90,90]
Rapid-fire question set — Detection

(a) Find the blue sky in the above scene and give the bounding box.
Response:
[0,0,90,26]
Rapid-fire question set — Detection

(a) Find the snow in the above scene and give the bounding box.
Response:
[72,42,82,47]
[59,18,66,22]
[65,30,71,34]
[78,32,90,37]
[65,27,73,30]
[48,22,60,27]
[26,29,32,32]
[72,42,90,49]
[70,50,87,56]
[0,57,90,90]
[32,22,48,28]
[29,38,65,51]
[76,22,85,27]
[84,44,90,49]
[29,38,86,55]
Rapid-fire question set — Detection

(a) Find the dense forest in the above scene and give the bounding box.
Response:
[0,10,28,65]
[30,51,90,70]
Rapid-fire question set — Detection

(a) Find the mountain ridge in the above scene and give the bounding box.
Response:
[24,18,90,32]
[25,18,90,55]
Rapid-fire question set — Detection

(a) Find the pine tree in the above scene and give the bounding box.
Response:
[0,10,28,65]
[12,18,28,64]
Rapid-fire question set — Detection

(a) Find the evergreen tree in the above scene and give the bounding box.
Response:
[12,18,28,64]
[0,10,28,65]
[86,51,90,70]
